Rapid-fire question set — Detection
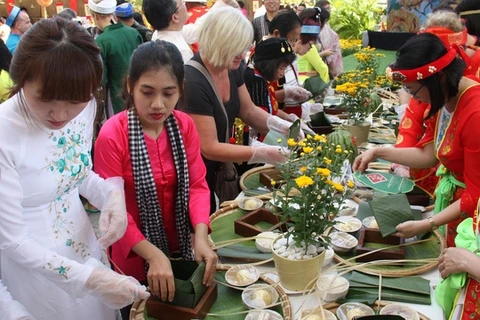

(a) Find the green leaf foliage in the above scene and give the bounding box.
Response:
[330,0,384,39]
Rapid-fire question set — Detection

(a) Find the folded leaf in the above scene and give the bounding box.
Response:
[369,194,413,237]
[349,271,430,296]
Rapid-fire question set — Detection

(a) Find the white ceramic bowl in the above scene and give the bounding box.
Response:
[316,274,349,302]
[245,309,284,320]
[239,198,264,211]
[301,309,336,320]
[225,265,260,286]
[380,303,420,320]
[336,302,375,320]
[338,206,356,216]
[322,247,335,267]
[333,217,362,233]
[329,232,358,253]
[255,231,278,253]
[242,283,279,309]
[362,216,379,229]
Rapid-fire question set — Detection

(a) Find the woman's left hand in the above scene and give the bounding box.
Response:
[438,247,473,279]
[194,239,218,286]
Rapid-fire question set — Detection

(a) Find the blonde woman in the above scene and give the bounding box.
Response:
[183,7,296,212]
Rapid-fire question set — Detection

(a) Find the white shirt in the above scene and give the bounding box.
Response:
[153,29,194,62]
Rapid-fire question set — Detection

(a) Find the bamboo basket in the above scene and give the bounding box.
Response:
[323,300,430,320]
[130,265,292,320]
[239,165,276,192]
[333,229,446,277]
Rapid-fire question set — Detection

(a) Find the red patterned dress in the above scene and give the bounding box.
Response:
[418,83,480,248]
[396,98,438,197]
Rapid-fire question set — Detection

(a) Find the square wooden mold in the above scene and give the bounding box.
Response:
[146,282,217,320]
[234,208,287,237]
[259,168,286,190]
[356,228,406,262]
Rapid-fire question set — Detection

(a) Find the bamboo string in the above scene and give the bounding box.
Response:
[377,274,382,313]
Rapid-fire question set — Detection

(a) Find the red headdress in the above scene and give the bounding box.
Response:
[421,27,468,47]
[386,46,459,82]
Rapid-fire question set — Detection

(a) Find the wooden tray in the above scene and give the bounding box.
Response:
[323,300,430,320]
[141,266,292,320]
[334,229,446,277]
[209,205,273,262]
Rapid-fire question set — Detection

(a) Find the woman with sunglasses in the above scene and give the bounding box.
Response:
[392,10,480,205]
[354,32,480,319]
[354,32,480,246]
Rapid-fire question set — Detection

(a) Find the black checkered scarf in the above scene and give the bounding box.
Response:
[127,108,194,262]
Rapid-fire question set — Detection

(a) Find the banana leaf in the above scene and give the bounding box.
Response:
[210,208,272,261]
[368,194,415,237]
[344,287,431,305]
[144,272,285,320]
[349,271,430,296]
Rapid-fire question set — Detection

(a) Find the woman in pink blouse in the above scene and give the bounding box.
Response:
[94,40,217,318]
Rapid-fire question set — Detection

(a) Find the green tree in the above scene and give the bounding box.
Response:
[330,0,384,39]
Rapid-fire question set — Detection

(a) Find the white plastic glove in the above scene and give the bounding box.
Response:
[85,262,150,309]
[284,85,312,102]
[248,140,290,165]
[267,115,305,139]
[0,280,35,320]
[392,164,410,178]
[79,174,128,249]
[98,178,127,249]
[284,113,315,136]
[301,102,324,123]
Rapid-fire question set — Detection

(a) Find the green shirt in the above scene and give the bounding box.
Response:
[96,23,142,116]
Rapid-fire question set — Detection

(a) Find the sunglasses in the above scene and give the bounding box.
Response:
[172,0,185,16]
[402,84,424,99]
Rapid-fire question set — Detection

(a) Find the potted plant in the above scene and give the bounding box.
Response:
[270,133,355,291]
[334,47,384,144]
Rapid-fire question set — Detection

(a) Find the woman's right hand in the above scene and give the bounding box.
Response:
[86,266,150,309]
[352,149,377,173]
[146,252,175,302]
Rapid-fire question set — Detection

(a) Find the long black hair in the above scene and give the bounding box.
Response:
[123,40,184,109]
[393,33,465,118]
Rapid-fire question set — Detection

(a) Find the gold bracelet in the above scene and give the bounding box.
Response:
[428,216,438,231]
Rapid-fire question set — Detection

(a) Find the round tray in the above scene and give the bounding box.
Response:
[333,229,446,277]
[323,300,430,320]
[134,265,292,320]
[209,204,273,262]
[239,165,276,192]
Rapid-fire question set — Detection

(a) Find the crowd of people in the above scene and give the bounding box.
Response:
[1,0,480,319]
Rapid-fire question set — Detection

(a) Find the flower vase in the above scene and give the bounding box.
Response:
[342,122,371,146]
[271,236,326,291]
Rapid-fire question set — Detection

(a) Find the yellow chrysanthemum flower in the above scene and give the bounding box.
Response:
[287,138,297,147]
[303,146,314,154]
[295,175,314,188]
[324,157,332,165]
[316,168,331,177]
[347,180,355,188]
[335,147,342,154]
[300,166,307,173]
[332,182,345,192]
[271,180,276,186]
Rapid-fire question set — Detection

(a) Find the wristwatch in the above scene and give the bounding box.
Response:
[428,216,438,231]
